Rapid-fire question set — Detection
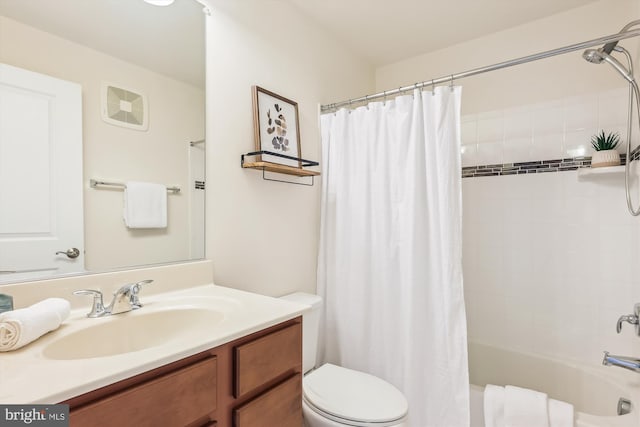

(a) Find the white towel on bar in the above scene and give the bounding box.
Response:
[123,181,167,228]
[484,385,574,427]
[0,298,70,351]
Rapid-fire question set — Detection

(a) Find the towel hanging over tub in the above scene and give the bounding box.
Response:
[484,384,574,427]
[123,181,167,229]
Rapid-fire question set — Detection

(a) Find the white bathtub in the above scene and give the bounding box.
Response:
[468,342,640,427]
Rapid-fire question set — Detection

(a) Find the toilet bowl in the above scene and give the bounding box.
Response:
[280,293,409,427]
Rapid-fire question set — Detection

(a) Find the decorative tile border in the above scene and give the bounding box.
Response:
[462,146,640,178]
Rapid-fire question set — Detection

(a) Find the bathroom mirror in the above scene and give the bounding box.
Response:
[0,0,206,284]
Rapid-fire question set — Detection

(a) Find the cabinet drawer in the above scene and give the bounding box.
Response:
[70,357,217,427]
[234,323,301,397]
[234,374,302,427]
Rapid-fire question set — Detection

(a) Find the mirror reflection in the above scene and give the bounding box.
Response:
[0,0,206,283]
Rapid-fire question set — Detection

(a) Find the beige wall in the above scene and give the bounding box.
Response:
[205,1,374,296]
[375,0,640,115]
[0,16,205,271]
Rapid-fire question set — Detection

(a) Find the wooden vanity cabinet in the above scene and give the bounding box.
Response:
[62,317,302,427]
[232,322,302,427]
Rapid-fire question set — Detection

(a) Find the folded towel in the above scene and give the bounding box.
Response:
[548,398,574,427]
[0,298,70,351]
[484,384,506,427]
[123,181,167,229]
[505,385,549,427]
[484,384,574,427]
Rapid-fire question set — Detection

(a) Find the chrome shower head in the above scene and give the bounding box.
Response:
[583,48,606,64]
[582,48,635,83]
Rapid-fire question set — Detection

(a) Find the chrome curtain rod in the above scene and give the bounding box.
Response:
[90,179,181,193]
[190,139,205,146]
[321,27,640,113]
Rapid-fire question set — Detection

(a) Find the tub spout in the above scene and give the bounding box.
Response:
[603,351,640,373]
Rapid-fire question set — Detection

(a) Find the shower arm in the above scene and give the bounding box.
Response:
[619,19,640,33]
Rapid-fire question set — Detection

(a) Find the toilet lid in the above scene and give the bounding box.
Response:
[303,364,408,424]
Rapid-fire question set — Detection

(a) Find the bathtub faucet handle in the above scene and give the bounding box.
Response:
[616,303,640,334]
[616,314,638,333]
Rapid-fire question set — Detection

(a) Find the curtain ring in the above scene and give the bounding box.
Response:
[383,90,387,106]
[450,75,454,91]
[364,95,369,110]
[431,79,435,95]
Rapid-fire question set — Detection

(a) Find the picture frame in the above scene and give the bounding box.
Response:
[252,86,302,168]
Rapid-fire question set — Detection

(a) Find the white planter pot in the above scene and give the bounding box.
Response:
[591,149,621,168]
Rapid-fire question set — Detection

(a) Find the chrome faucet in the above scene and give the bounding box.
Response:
[602,303,640,373]
[74,279,153,318]
[603,351,640,373]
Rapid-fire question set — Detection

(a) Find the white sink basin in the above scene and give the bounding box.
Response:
[42,307,225,360]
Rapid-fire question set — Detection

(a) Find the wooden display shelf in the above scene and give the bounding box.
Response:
[242,161,320,177]
[241,151,320,184]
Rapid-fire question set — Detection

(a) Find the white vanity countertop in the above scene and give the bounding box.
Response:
[0,284,310,404]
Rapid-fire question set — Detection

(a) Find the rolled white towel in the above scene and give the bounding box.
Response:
[0,298,70,351]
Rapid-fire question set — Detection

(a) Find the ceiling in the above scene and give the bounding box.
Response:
[0,0,206,88]
[1,0,601,84]
[284,0,599,66]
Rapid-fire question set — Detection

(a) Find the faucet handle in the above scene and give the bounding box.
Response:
[128,279,153,308]
[617,315,638,333]
[616,303,640,334]
[73,289,105,318]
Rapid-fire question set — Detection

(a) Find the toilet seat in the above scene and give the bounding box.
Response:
[303,364,408,427]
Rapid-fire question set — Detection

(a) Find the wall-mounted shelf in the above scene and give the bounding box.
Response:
[241,151,320,185]
[577,165,625,178]
[576,165,640,180]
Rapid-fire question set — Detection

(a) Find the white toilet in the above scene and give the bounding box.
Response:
[281,292,409,427]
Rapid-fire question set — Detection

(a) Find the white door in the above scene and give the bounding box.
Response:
[0,63,84,282]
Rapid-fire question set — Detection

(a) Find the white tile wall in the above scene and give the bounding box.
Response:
[462,171,640,367]
[461,88,630,166]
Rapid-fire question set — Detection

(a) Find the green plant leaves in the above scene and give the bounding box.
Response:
[591,130,620,151]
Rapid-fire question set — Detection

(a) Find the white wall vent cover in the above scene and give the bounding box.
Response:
[101,82,148,131]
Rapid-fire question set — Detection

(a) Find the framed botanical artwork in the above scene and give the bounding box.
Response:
[252,86,302,168]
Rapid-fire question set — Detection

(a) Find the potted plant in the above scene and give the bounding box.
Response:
[590,130,621,168]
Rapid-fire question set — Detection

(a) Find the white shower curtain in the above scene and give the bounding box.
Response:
[318,87,469,427]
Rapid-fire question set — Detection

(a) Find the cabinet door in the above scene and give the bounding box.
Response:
[234,323,301,397]
[234,374,302,427]
[70,357,217,427]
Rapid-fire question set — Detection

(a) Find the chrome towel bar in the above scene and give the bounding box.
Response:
[90,179,180,193]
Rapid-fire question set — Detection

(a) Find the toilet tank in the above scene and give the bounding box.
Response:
[280,292,322,374]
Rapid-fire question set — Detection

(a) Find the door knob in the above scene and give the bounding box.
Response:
[55,248,80,259]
